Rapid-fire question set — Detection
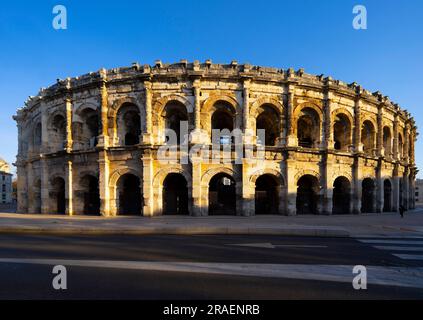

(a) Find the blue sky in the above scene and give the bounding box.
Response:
[0,0,422,175]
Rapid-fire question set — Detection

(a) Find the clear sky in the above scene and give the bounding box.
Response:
[0,0,422,176]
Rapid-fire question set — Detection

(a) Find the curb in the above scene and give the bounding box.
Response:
[0,226,350,237]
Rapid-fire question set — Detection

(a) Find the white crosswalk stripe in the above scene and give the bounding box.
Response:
[358,238,423,261]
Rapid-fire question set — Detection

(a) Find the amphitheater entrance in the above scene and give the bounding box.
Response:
[361,178,375,213]
[255,174,279,215]
[332,176,351,214]
[51,177,65,215]
[117,174,142,215]
[81,175,100,215]
[209,173,236,215]
[383,179,392,212]
[163,173,189,215]
[296,175,319,215]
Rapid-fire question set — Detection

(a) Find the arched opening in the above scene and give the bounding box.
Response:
[81,175,100,215]
[117,174,142,215]
[34,179,41,214]
[383,126,392,158]
[297,108,320,148]
[211,102,235,144]
[383,179,392,212]
[209,173,236,215]
[163,102,188,145]
[117,103,141,146]
[163,173,189,215]
[398,133,404,160]
[361,178,375,213]
[255,174,279,215]
[33,123,42,148]
[296,175,319,214]
[49,114,66,151]
[332,176,351,214]
[256,105,280,146]
[333,114,351,151]
[51,177,65,214]
[361,121,376,155]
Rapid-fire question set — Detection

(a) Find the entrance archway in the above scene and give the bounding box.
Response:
[332,176,351,214]
[255,174,279,215]
[361,178,375,213]
[296,175,319,214]
[163,173,189,215]
[209,173,236,215]
[51,177,65,214]
[117,174,142,215]
[81,175,100,215]
[383,179,392,212]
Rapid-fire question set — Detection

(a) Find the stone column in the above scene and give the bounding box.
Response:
[353,96,363,153]
[40,157,50,214]
[323,91,333,149]
[65,160,73,215]
[16,162,28,213]
[142,81,153,144]
[285,84,297,147]
[41,101,49,154]
[404,123,410,163]
[142,150,154,216]
[65,97,73,152]
[242,79,254,145]
[241,160,254,216]
[190,79,205,144]
[27,162,35,214]
[97,69,109,148]
[191,155,202,216]
[375,160,383,213]
[285,156,297,215]
[392,165,400,212]
[322,154,333,215]
[377,105,383,157]
[99,151,110,216]
[352,157,362,214]
[393,115,399,161]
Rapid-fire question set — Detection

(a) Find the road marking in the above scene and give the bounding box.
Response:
[392,254,423,261]
[0,258,422,289]
[374,246,423,252]
[358,240,423,245]
[228,243,328,249]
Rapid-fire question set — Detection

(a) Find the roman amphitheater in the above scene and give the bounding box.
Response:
[14,60,417,217]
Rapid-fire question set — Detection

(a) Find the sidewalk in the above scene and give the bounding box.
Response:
[0,209,422,237]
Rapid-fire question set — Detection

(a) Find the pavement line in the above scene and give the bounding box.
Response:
[358,240,423,245]
[228,243,328,249]
[392,254,423,261]
[374,246,423,252]
[0,258,422,289]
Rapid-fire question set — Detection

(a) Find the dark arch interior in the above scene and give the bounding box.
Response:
[209,173,236,215]
[211,108,234,144]
[296,175,319,214]
[383,179,392,212]
[255,174,279,215]
[163,173,189,215]
[256,107,279,146]
[164,103,188,145]
[361,121,375,155]
[332,177,351,214]
[51,177,65,214]
[118,174,142,215]
[333,114,351,151]
[82,175,100,215]
[361,178,375,213]
[297,108,319,148]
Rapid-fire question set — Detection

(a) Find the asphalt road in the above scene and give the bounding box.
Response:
[0,234,422,299]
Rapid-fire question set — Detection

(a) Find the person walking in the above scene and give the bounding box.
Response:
[399,204,406,218]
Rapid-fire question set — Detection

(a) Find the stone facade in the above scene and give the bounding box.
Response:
[0,158,13,204]
[13,60,418,216]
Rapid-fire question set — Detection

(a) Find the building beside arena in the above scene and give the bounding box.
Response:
[0,158,13,204]
[13,60,417,216]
